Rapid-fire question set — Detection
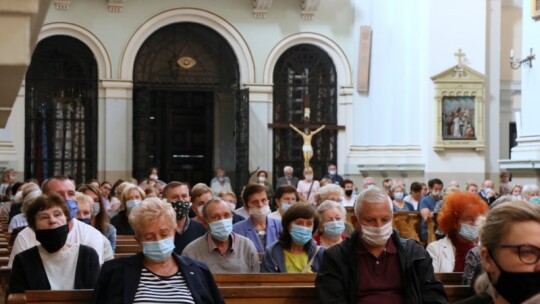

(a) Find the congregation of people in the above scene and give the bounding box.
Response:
[0,165,538,303]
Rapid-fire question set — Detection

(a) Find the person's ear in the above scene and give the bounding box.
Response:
[480,247,496,273]
[351,214,360,230]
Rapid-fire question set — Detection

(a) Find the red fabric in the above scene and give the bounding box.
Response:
[312,233,347,245]
[450,233,475,272]
[355,236,405,304]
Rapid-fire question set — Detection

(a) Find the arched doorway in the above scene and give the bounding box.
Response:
[133,22,241,185]
[25,35,98,184]
[273,44,337,181]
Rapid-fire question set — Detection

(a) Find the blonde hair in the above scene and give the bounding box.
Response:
[75,192,94,214]
[474,201,540,296]
[121,184,146,209]
[191,183,213,202]
[315,184,344,205]
[128,197,177,236]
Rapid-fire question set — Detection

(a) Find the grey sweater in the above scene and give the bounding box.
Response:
[182,232,260,274]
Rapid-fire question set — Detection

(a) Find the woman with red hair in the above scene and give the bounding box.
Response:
[427,191,488,272]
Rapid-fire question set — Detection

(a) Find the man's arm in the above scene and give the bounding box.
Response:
[420,207,432,222]
[315,250,348,304]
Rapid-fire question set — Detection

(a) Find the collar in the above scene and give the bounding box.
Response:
[177,217,191,235]
[206,232,235,256]
[356,233,397,255]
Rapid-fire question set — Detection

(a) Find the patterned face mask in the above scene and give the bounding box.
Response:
[170,201,191,220]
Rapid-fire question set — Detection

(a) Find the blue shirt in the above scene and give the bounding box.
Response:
[419,195,438,242]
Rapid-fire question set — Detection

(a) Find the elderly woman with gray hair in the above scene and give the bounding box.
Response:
[314,184,355,235]
[314,200,347,248]
[92,197,224,304]
[8,188,41,233]
[521,184,540,205]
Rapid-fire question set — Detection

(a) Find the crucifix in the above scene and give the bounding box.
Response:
[268,89,345,170]
[454,48,466,66]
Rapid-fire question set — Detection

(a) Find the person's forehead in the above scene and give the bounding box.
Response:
[359,201,392,215]
[206,201,229,214]
[328,165,336,169]
[77,200,92,209]
[48,179,75,192]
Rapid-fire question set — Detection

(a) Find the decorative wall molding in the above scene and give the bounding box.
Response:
[346,145,425,176]
[108,0,124,13]
[252,0,273,19]
[300,0,321,20]
[54,0,70,10]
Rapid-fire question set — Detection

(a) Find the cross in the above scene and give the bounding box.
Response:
[454,48,466,66]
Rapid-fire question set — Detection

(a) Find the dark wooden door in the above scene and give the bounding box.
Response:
[156,91,213,184]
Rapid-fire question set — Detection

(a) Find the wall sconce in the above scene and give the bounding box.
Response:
[509,48,535,70]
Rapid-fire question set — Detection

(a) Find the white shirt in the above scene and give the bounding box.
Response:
[268,210,282,220]
[9,219,113,267]
[426,236,455,272]
[341,195,356,207]
[8,214,28,232]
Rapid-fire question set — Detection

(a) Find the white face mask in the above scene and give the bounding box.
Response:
[149,174,158,180]
[328,170,337,176]
[258,176,266,183]
[305,175,313,181]
[197,205,204,217]
[249,205,271,220]
[361,222,393,247]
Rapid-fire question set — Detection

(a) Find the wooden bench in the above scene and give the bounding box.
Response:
[113,244,140,254]
[5,285,474,304]
[214,273,316,287]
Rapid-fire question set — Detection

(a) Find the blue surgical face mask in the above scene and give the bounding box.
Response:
[65,199,78,220]
[290,225,313,246]
[394,192,404,200]
[142,237,175,262]
[323,221,345,239]
[77,217,91,225]
[209,218,233,241]
[459,223,478,241]
[529,196,540,205]
[126,199,141,211]
[281,202,292,212]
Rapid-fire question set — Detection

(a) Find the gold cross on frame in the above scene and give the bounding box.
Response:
[454,48,466,66]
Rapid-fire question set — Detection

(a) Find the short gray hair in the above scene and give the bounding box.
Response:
[522,184,539,198]
[202,198,228,219]
[129,197,177,236]
[284,166,293,173]
[317,200,346,220]
[354,188,392,216]
[317,184,344,200]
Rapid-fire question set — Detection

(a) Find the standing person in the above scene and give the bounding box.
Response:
[340,179,356,207]
[457,202,540,304]
[499,171,512,196]
[269,185,299,220]
[9,194,99,293]
[404,182,422,210]
[261,203,325,273]
[392,185,414,212]
[233,183,282,253]
[323,164,344,186]
[297,167,320,206]
[316,188,447,303]
[9,176,113,267]
[92,198,224,304]
[479,179,498,206]
[419,178,444,242]
[182,198,259,273]
[162,182,206,255]
[276,166,299,188]
[256,170,274,201]
[210,168,233,196]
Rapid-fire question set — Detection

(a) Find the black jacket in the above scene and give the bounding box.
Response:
[110,211,134,235]
[315,230,448,304]
[9,244,99,293]
[92,252,224,304]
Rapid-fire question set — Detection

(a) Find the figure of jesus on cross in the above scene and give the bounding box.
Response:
[289,123,326,169]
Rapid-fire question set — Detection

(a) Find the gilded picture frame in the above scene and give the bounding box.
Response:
[533,0,540,20]
[431,63,485,151]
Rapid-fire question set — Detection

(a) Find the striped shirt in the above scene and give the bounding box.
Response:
[133,268,195,303]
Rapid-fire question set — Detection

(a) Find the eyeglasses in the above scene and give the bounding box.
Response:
[499,244,540,264]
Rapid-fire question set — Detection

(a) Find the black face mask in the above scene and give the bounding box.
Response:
[35,224,69,253]
[488,251,540,304]
[170,201,191,220]
[345,190,353,196]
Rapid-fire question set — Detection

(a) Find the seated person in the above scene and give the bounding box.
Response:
[110,184,146,235]
[427,191,488,272]
[233,183,282,253]
[217,190,245,224]
[92,198,224,303]
[9,194,99,293]
[261,203,325,273]
[182,198,259,273]
[314,200,347,248]
[268,185,299,220]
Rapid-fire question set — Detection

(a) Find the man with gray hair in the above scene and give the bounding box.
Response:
[316,188,447,303]
[276,165,299,188]
[521,184,540,204]
[362,176,375,189]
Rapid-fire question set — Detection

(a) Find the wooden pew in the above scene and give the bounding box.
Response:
[435,272,463,285]
[214,273,315,287]
[5,285,474,304]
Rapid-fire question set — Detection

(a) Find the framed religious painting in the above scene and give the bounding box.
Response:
[533,0,540,20]
[431,53,485,151]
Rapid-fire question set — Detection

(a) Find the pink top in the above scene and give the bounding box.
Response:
[297,180,320,206]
